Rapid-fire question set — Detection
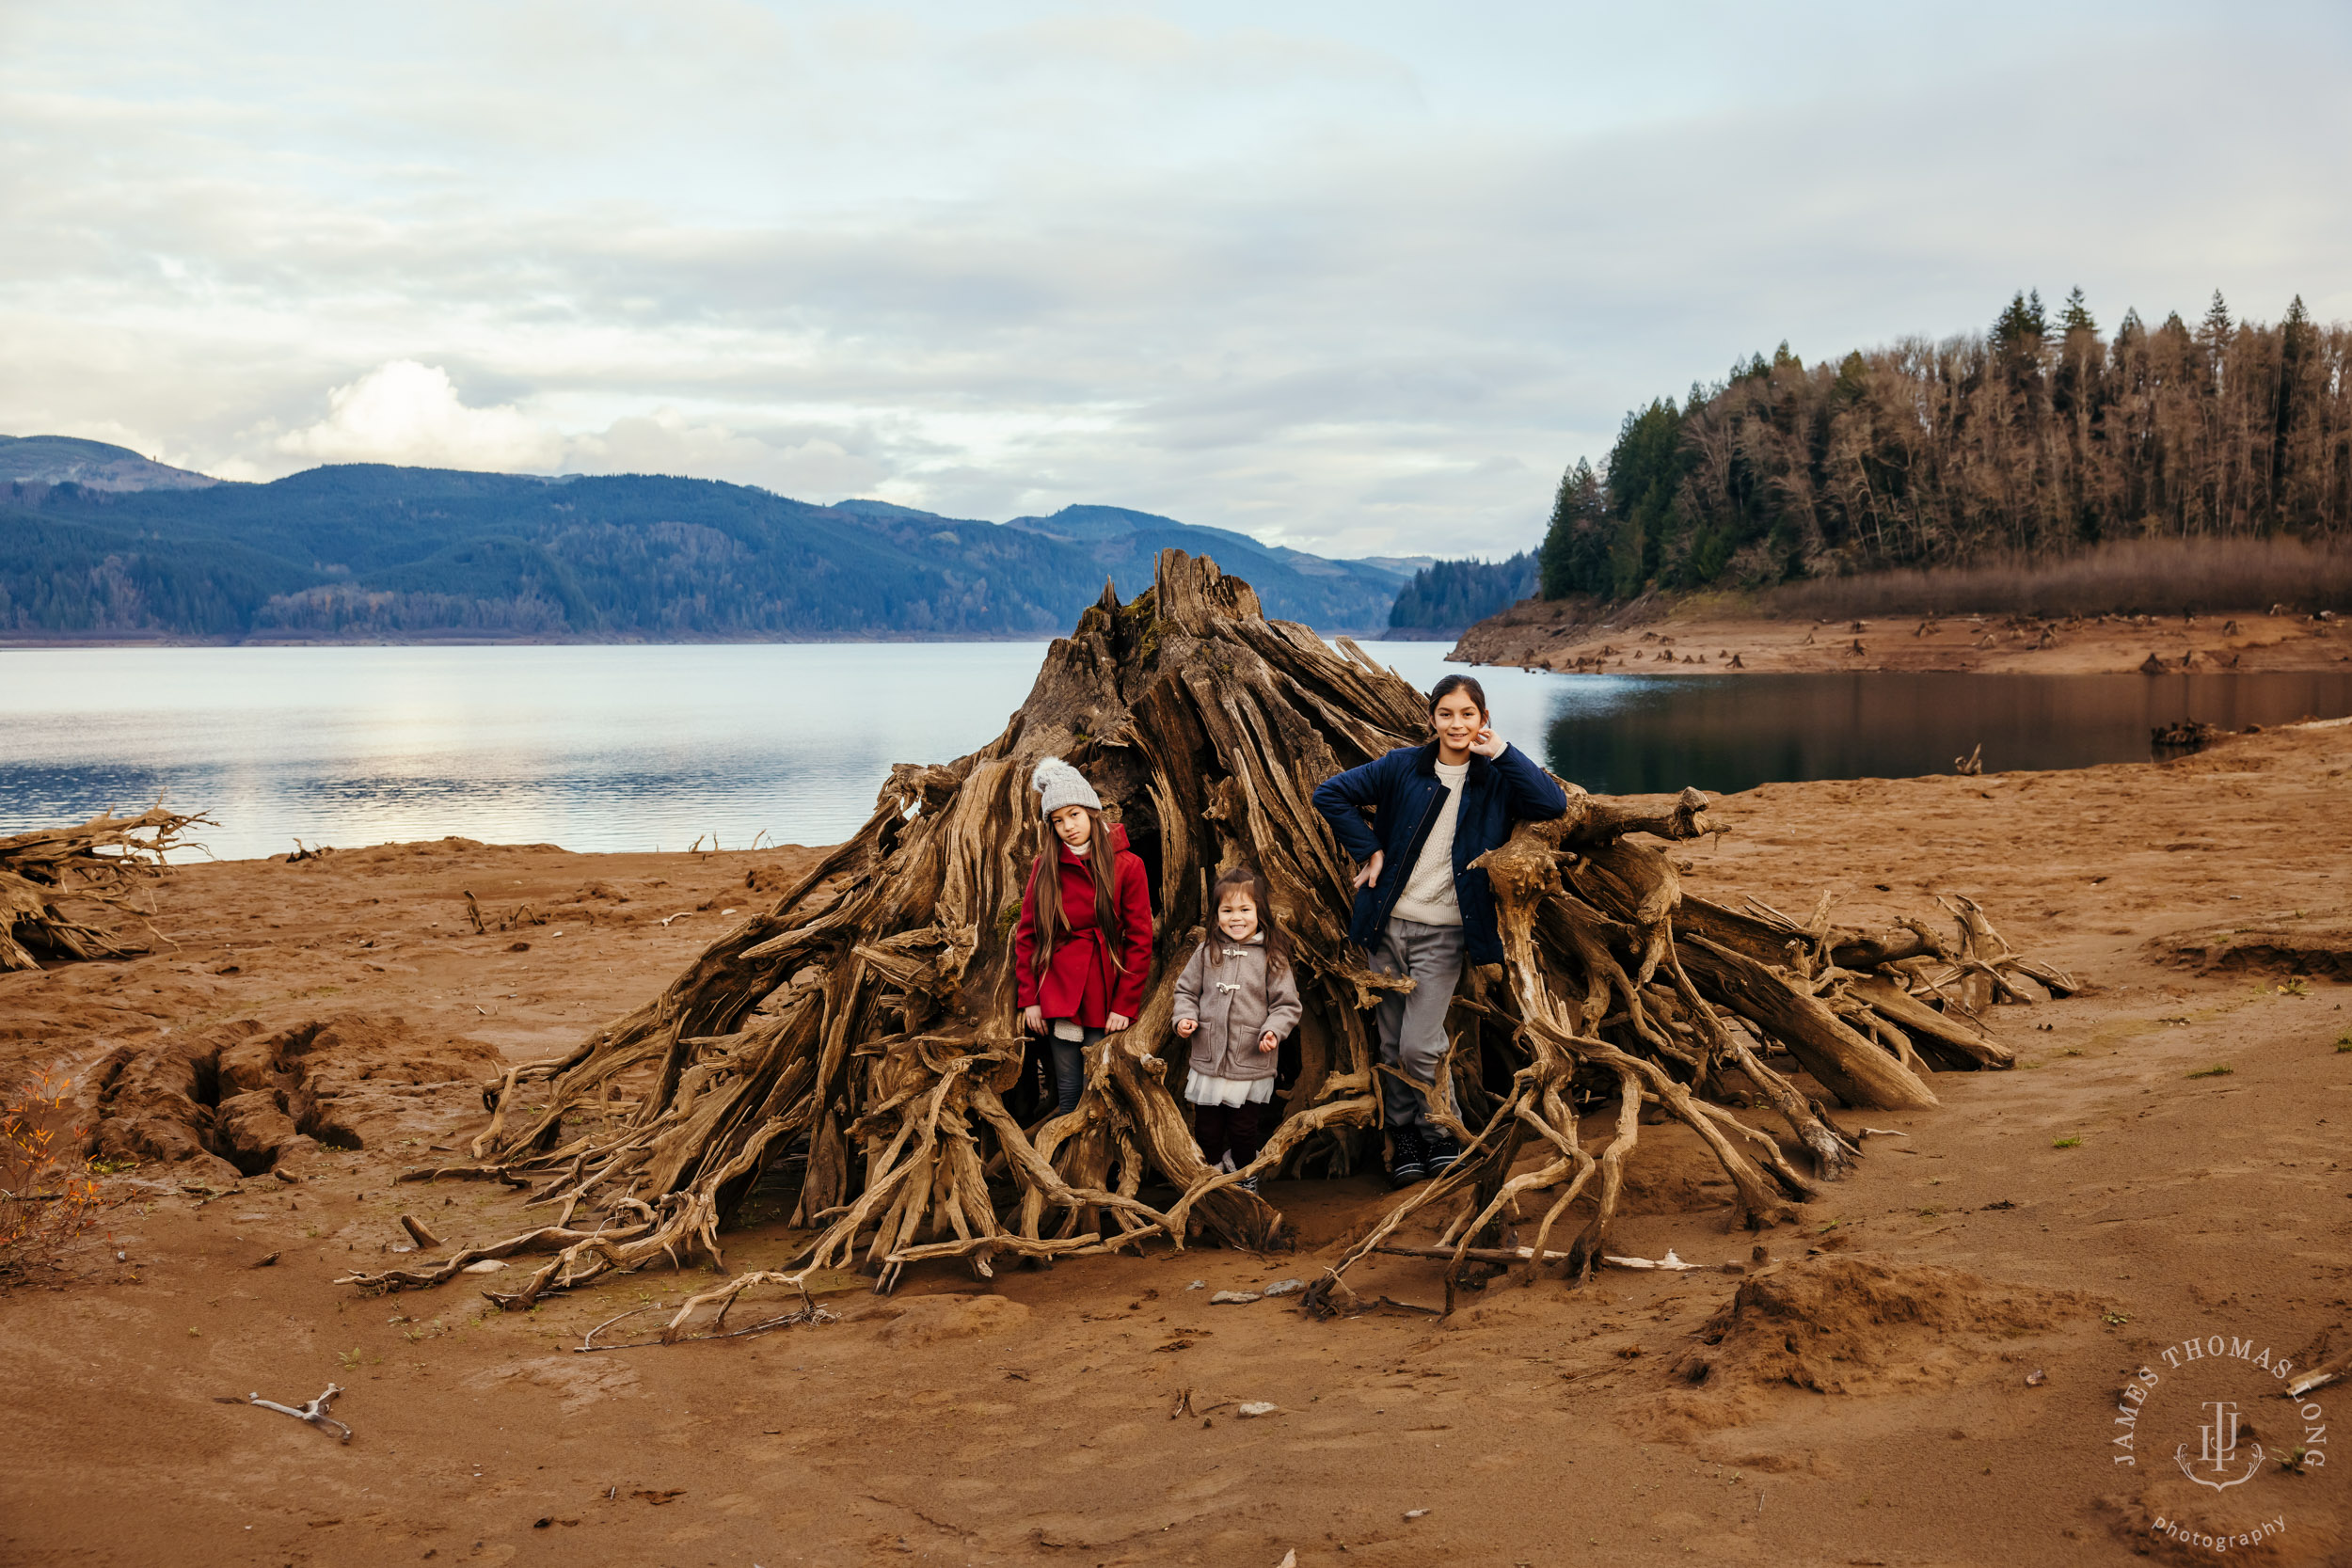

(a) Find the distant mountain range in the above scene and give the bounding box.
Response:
[0,437,1430,641]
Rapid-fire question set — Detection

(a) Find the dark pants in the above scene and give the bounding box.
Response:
[1047,1026,1103,1116]
[1371,917,1466,1132]
[1193,1101,1264,1167]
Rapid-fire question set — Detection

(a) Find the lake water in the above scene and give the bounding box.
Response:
[3,642,2348,861]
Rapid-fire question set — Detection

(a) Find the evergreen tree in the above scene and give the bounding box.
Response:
[2201,290,2233,343]
[2283,293,2313,344]
[1603,400,1690,596]
[1537,458,1610,597]
[2273,294,2323,527]
[1832,350,1869,405]
[2060,286,2097,336]
[1992,290,2048,354]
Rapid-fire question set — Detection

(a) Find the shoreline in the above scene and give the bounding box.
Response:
[16,715,2352,872]
[1451,594,2352,675]
[14,610,2347,677]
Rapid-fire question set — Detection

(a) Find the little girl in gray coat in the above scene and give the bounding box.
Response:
[1172,864,1302,1193]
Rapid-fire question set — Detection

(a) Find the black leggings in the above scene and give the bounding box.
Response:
[1046,1026,1102,1116]
[1193,1101,1264,1168]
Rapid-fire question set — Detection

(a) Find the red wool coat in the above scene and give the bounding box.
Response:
[1013,824,1153,1025]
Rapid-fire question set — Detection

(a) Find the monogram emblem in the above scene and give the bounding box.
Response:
[2175,1400,2263,1491]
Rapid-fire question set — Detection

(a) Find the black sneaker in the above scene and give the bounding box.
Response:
[1239,1174,1261,1196]
[1423,1132,1461,1177]
[1387,1128,1428,1188]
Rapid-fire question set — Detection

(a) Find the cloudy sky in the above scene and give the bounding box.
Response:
[5,2,2347,559]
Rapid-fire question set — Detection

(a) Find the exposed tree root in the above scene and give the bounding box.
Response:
[0,806,209,971]
[338,551,2068,1318]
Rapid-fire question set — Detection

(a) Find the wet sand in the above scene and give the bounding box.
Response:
[3,724,2350,1567]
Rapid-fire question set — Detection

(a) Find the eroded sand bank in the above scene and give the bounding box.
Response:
[1454,595,2352,677]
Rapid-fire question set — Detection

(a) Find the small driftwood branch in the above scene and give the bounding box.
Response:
[571,1285,839,1353]
[220,1384,351,1442]
[394,1164,529,1187]
[399,1214,443,1249]
[1600,1250,1717,1272]
[2286,1350,2352,1400]
[1374,1243,1730,1273]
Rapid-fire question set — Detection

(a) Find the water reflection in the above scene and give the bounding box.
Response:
[1367,647,2352,794]
[1530,669,2352,797]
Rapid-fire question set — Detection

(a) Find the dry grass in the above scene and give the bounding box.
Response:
[1754,538,2352,621]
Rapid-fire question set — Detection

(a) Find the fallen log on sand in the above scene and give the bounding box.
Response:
[339,551,2066,1323]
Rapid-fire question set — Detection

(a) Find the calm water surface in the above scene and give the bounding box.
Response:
[0,644,1052,860]
[3,642,2346,860]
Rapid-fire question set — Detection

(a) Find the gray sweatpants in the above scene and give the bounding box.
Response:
[1371,917,1465,1131]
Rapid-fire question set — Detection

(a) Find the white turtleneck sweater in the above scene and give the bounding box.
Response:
[1388,758,1467,927]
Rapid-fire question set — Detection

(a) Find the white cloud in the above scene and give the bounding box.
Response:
[274,360,562,470]
[257,365,901,502]
[559,409,892,499]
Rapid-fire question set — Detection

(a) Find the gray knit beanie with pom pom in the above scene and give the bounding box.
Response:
[1032,756,1102,817]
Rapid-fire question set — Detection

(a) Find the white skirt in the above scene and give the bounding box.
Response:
[1184,1069,1276,1107]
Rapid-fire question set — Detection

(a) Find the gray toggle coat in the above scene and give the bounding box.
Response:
[1171,935,1302,1082]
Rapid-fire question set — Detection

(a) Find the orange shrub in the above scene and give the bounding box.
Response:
[1,1069,104,1275]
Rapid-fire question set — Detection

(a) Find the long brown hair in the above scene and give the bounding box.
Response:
[1028,805,1125,977]
[1205,863,1292,977]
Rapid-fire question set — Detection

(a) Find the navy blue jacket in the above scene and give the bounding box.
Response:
[1311,741,1570,965]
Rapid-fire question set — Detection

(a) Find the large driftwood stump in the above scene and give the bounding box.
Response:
[341,551,2067,1319]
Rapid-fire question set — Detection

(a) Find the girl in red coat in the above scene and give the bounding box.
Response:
[1015,756,1154,1117]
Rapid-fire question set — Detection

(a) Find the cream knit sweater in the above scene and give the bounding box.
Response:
[1388,759,1467,927]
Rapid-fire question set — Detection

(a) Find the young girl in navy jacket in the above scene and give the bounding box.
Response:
[1311,674,1567,1186]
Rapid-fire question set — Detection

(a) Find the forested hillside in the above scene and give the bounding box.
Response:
[1387,552,1536,631]
[0,466,1406,639]
[0,435,218,492]
[1540,290,2352,599]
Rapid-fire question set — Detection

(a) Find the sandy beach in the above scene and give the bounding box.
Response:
[4,724,2350,1566]
[1454,596,2352,677]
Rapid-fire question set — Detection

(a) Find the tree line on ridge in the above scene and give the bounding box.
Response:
[1538,290,2352,601]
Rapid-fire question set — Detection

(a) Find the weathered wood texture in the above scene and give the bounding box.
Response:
[0,807,209,972]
